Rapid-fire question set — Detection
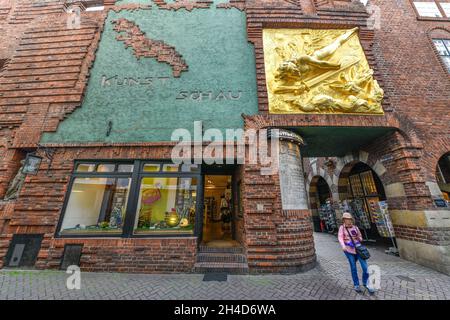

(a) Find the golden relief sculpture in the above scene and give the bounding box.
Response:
[263,28,384,115]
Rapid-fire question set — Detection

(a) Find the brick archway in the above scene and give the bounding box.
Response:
[336,158,388,201]
[308,175,331,210]
[308,175,332,231]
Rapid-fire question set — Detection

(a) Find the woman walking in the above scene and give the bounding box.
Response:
[338,212,375,294]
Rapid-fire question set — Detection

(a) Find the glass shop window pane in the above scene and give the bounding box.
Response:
[76,163,96,172]
[134,177,197,234]
[414,2,443,17]
[118,164,134,173]
[97,164,115,172]
[162,164,179,172]
[180,164,200,172]
[60,177,131,234]
[143,163,161,172]
[360,171,378,196]
[349,175,364,197]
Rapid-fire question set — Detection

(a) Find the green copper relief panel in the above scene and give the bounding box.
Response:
[41,1,257,144]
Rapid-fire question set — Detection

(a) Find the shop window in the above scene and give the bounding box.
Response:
[58,161,200,237]
[432,39,450,72]
[60,177,131,234]
[134,176,197,235]
[412,1,450,18]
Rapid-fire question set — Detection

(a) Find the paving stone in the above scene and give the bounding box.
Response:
[0,233,449,300]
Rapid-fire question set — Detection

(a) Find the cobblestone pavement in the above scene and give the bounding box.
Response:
[1,233,449,300]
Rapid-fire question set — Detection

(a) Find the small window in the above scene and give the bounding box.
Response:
[118,164,134,173]
[432,39,450,72]
[180,164,200,172]
[76,163,96,172]
[162,164,179,172]
[143,163,161,172]
[97,164,115,172]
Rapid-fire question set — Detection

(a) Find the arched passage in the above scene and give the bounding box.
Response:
[436,152,450,206]
[337,161,396,246]
[309,176,332,232]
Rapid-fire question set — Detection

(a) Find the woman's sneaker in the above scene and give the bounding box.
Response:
[354,285,362,293]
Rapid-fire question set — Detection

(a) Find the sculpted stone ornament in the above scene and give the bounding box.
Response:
[263,28,384,114]
[4,160,26,201]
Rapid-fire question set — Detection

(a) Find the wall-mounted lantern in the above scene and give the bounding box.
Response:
[21,153,43,176]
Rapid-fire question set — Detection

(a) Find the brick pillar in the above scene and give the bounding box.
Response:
[377,132,450,275]
[243,129,316,273]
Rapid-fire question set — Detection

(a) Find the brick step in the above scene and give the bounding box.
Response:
[197,252,247,263]
[248,246,315,254]
[198,245,245,254]
[193,262,249,274]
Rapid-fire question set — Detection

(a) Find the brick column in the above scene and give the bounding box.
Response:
[243,129,316,273]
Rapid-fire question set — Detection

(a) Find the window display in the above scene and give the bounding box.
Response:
[58,161,200,237]
[134,177,197,234]
[60,177,131,234]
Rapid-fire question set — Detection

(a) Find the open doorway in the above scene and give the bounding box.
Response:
[202,174,237,247]
[309,176,332,232]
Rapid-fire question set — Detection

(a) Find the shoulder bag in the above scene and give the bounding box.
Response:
[345,226,371,260]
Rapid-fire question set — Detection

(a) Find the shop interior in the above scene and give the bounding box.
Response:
[202,175,236,246]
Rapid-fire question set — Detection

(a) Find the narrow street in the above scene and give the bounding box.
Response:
[1,232,449,300]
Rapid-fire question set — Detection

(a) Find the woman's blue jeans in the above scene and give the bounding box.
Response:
[344,251,369,287]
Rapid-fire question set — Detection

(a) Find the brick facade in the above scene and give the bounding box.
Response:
[0,0,449,274]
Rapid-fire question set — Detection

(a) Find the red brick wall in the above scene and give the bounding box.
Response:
[0,144,200,272]
[42,238,197,273]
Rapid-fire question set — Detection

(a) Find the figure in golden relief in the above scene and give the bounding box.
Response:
[264,27,384,114]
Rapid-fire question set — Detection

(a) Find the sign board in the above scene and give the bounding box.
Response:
[278,140,308,210]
